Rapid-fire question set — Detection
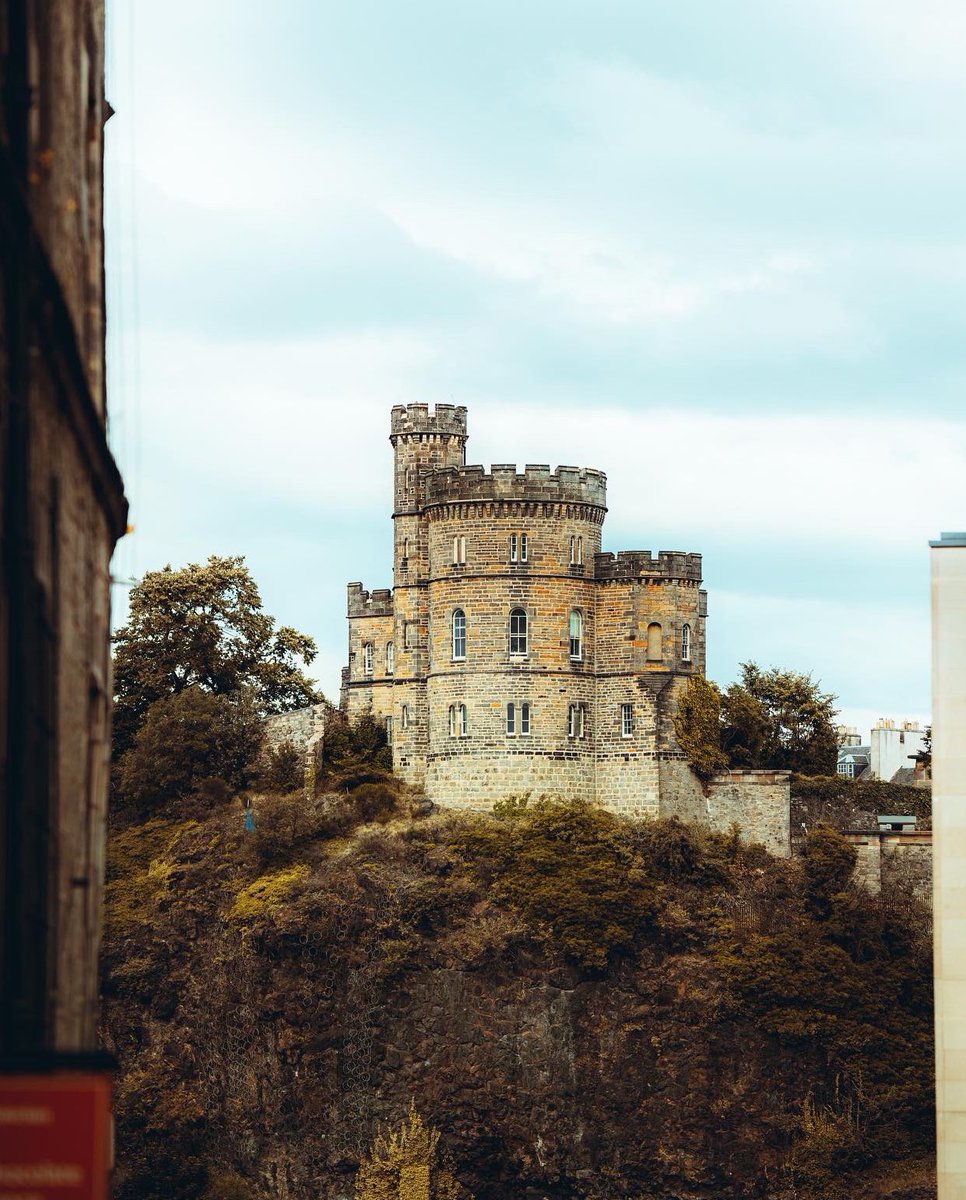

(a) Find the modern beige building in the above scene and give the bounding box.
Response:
[931,531,966,1199]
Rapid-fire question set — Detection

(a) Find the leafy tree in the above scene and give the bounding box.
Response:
[116,686,264,814]
[725,663,838,775]
[675,663,838,779]
[673,676,729,783]
[113,556,320,758]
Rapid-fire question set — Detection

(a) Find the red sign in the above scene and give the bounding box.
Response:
[0,1074,110,1200]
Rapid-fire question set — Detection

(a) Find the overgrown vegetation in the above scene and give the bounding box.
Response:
[102,792,933,1200]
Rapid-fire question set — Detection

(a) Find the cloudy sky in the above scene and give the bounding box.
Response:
[104,0,966,734]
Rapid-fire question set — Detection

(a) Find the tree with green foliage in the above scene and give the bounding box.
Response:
[675,662,838,779]
[113,555,320,759]
[672,676,729,783]
[724,663,838,775]
[116,686,264,815]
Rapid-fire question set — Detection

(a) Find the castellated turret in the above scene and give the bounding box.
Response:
[341,404,709,817]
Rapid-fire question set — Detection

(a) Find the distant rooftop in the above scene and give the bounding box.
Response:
[930,531,966,548]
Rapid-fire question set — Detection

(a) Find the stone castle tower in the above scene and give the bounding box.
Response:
[341,404,708,815]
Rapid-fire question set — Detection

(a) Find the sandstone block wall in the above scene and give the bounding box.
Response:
[844,830,932,901]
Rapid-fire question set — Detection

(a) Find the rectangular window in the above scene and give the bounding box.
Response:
[405,622,417,648]
[509,534,518,563]
[509,608,528,656]
[568,703,585,739]
[452,536,466,565]
[506,702,516,736]
[569,610,582,660]
[520,533,528,562]
[520,702,531,736]
[363,643,373,675]
[385,715,393,744]
[621,703,634,738]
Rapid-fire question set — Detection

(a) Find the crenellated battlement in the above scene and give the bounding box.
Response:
[423,463,607,508]
[594,550,702,583]
[347,582,394,618]
[390,403,468,439]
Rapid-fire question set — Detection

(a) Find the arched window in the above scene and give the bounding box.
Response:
[401,704,410,729]
[403,537,410,560]
[569,610,583,660]
[459,704,467,736]
[567,703,586,739]
[646,623,663,662]
[681,624,692,662]
[448,704,456,737]
[569,535,577,564]
[386,641,394,675]
[363,643,373,675]
[506,702,516,736]
[577,536,583,565]
[509,607,528,655]
[448,704,468,737]
[520,702,531,735]
[452,609,466,660]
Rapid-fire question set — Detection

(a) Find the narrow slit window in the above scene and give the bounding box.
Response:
[509,534,518,563]
[385,715,393,744]
[363,643,373,676]
[509,607,528,655]
[681,623,692,662]
[401,704,409,729]
[452,536,466,565]
[577,536,583,565]
[569,610,583,660]
[621,703,634,738]
[520,533,528,562]
[386,641,394,675]
[452,609,466,660]
[520,702,531,735]
[458,704,468,736]
[448,704,457,737]
[506,702,516,736]
[568,703,586,739]
[569,535,576,564]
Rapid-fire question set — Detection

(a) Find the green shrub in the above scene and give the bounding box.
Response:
[115,687,262,815]
[258,739,304,792]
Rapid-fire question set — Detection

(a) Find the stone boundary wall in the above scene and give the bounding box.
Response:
[842,830,932,901]
[262,704,330,796]
[658,761,791,857]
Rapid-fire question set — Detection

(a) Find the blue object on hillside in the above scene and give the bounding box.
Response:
[244,809,256,833]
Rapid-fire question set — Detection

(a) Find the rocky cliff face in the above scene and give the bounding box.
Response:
[100,792,935,1200]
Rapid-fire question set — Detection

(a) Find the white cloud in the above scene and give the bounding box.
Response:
[470,404,966,551]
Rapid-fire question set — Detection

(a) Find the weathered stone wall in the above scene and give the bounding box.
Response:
[705,771,791,857]
[843,831,932,901]
[263,704,330,752]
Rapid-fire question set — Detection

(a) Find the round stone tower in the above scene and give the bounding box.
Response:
[420,460,608,805]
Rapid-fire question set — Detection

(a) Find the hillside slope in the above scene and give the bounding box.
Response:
[101,790,935,1200]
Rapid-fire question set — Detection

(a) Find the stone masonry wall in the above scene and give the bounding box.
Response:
[843,831,932,901]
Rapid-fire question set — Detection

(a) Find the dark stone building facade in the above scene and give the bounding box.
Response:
[1,0,127,1056]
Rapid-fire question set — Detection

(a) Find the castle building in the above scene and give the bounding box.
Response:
[341,404,709,816]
